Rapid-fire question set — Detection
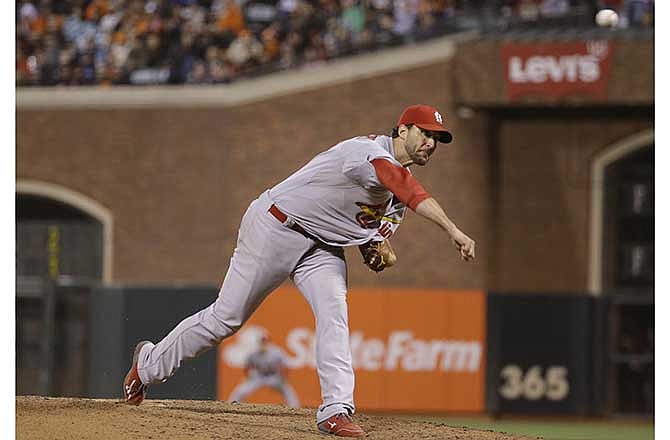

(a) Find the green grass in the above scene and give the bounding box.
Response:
[396,415,654,440]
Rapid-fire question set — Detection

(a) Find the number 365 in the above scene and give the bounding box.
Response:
[498,365,569,401]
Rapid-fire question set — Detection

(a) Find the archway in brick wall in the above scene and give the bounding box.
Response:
[588,129,653,295]
[588,130,653,415]
[16,180,113,283]
[16,180,114,396]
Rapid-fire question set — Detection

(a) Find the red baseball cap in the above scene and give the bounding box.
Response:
[397,104,453,144]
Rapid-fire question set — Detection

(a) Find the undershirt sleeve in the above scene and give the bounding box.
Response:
[370,158,431,210]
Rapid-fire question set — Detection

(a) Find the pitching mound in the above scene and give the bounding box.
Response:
[16,396,540,439]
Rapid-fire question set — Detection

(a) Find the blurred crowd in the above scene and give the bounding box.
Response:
[16,0,466,86]
[16,0,654,87]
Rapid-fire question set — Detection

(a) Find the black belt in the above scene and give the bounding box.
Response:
[268,204,309,236]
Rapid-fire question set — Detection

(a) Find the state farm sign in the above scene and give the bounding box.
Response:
[225,327,482,372]
[217,286,486,412]
[501,41,614,101]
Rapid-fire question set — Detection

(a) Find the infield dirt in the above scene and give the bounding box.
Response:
[16,396,541,439]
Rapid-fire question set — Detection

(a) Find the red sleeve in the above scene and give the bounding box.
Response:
[370,158,431,210]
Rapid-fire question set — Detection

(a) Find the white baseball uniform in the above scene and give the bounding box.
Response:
[228,343,300,408]
[136,135,407,423]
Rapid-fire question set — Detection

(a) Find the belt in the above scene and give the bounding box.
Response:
[268,204,309,236]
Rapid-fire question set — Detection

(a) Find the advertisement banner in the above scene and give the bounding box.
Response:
[500,41,614,101]
[486,294,593,415]
[217,286,486,412]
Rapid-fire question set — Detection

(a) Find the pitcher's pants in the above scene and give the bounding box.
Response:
[137,191,354,422]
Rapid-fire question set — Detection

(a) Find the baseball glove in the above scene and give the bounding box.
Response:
[358,240,397,272]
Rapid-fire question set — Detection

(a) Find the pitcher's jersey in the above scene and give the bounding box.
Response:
[246,345,287,377]
[268,135,407,246]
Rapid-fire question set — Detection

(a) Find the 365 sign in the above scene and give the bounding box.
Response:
[486,294,593,415]
[500,41,614,101]
[499,364,569,402]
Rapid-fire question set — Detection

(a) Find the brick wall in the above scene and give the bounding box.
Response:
[17,62,490,289]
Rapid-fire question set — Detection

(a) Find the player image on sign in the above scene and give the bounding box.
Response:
[122,104,476,438]
[227,329,300,408]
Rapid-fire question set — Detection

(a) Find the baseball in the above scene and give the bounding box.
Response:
[595,9,619,27]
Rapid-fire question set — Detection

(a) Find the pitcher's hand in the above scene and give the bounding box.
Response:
[451,230,475,261]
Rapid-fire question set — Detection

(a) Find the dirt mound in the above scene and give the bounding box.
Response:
[16,396,540,439]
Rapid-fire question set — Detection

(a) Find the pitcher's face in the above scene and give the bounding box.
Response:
[404,125,438,166]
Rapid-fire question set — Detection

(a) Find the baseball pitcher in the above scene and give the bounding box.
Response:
[123,104,476,438]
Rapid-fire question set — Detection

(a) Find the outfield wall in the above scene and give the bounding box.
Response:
[17,284,605,414]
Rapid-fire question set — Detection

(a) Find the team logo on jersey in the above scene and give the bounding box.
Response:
[355,200,399,230]
[355,198,405,239]
[434,111,443,124]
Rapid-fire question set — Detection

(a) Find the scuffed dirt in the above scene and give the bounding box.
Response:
[16,396,541,439]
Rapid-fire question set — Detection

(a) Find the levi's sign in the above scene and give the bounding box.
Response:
[500,41,614,101]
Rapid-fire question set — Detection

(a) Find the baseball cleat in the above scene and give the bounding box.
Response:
[317,413,366,437]
[123,340,152,405]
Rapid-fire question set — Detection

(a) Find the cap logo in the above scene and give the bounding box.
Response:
[434,111,443,124]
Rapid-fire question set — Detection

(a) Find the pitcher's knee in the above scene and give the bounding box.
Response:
[209,308,244,342]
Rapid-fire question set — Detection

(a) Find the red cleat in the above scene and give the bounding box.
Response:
[122,341,152,405]
[317,413,366,437]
